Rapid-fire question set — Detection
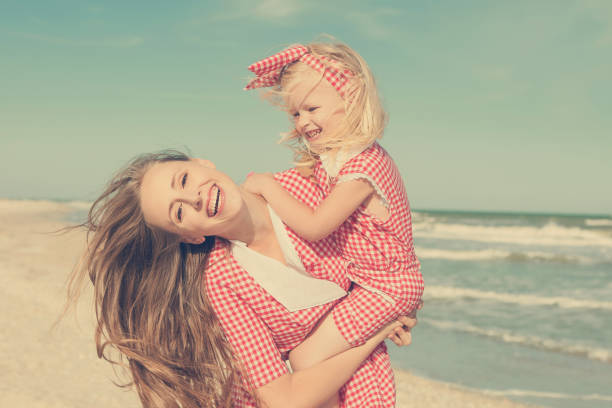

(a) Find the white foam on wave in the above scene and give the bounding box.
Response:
[425,285,612,310]
[400,374,612,404]
[416,247,509,261]
[413,221,612,248]
[415,247,594,264]
[586,218,612,227]
[424,319,612,364]
[480,388,612,402]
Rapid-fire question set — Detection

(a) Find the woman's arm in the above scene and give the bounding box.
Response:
[256,319,403,408]
[288,308,417,375]
[208,278,411,408]
[243,173,373,242]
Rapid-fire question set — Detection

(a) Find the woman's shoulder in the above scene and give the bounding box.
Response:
[203,240,236,282]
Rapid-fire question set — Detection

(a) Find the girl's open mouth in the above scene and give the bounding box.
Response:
[306,129,321,140]
[207,184,223,217]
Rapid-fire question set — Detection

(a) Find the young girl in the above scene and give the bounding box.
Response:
[244,41,424,400]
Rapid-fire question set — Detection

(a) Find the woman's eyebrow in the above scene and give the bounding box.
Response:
[167,201,174,224]
[170,170,179,189]
[168,170,179,224]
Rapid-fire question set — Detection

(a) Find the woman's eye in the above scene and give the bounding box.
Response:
[308,107,318,112]
[292,112,299,118]
[177,204,183,222]
[181,173,188,188]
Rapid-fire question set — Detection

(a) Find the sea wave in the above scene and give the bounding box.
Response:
[425,286,612,310]
[586,218,612,227]
[415,247,595,264]
[480,388,612,402]
[424,319,612,364]
[413,221,612,248]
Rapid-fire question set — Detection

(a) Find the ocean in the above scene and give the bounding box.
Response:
[389,210,612,408]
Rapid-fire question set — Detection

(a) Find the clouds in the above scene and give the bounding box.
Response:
[206,0,404,41]
[253,0,305,19]
[11,31,144,47]
[346,8,404,39]
[210,0,308,22]
[578,0,612,47]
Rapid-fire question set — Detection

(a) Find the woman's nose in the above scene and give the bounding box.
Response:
[183,191,202,210]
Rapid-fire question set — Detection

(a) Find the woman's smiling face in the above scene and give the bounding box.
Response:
[139,158,243,243]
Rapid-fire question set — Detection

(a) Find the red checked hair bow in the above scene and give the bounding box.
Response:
[245,44,353,98]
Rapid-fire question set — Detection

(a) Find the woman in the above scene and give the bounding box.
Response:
[70,151,416,408]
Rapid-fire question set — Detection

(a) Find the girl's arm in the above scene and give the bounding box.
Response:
[256,318,404,408]
[243,173,373,242]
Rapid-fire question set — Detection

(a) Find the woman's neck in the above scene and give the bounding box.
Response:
[223,188,277,251]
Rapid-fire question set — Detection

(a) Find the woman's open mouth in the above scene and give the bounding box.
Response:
[207,184,223,217]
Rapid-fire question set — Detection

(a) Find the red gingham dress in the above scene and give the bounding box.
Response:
[204,168,396,407]
[314,142,425,347]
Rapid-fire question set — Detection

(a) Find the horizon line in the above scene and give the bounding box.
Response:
[0,196,610,218]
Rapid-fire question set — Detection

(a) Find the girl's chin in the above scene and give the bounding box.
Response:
[303,136,325,151]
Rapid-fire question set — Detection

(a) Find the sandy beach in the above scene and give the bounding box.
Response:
[0,199,539,408]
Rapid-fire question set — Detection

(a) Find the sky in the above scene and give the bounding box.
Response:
[1,0,611,214]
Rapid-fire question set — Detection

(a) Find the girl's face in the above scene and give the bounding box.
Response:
[285,68,346,150]
[140,159,244,243]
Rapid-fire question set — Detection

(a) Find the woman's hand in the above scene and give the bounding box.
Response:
[380,300,423,347]
[387,315,417,346]
[242,172,275,196]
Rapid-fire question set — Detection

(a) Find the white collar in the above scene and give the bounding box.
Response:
[230,206,346,311]
[319,144,370,178]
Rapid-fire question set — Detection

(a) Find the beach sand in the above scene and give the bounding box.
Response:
[0,199,538,407]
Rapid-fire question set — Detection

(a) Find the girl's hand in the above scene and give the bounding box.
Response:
[242,172,274,196]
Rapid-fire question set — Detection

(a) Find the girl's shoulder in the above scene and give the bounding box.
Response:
[339,142,395,177]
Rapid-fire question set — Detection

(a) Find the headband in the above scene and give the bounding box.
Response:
[244,44,353,98]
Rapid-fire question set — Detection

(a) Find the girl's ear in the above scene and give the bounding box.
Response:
[194,158,216,169]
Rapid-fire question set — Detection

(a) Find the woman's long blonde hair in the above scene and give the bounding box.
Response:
[273,40,388,171]
[67,151,246,407]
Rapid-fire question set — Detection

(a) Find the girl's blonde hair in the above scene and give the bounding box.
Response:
[273,40,388,172]
[66,151,249,407]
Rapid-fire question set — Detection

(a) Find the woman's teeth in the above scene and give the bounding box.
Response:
[208,185,221,217]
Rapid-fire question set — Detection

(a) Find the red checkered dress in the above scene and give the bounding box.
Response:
[314,142,425,347]
[204,168,396,407]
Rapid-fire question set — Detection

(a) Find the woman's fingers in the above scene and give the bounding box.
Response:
[388,326,412,346]
[388,332,401,346]
[386,319,414,346]
[383,310,420,346]
[397,315,418,330]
